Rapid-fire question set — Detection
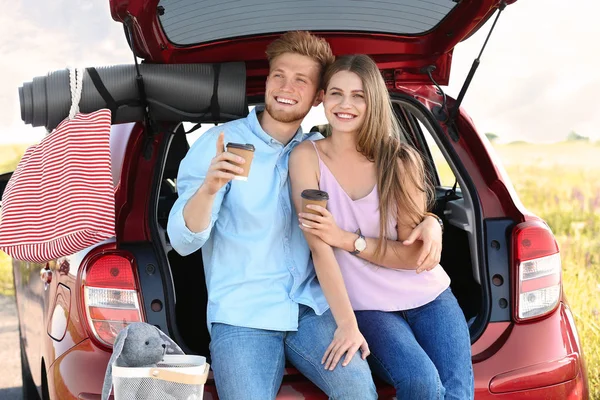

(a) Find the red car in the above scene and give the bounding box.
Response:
[4,0,589,399]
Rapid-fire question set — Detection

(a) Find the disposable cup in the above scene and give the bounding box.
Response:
[301,190,329,225]
[226,143,255,181]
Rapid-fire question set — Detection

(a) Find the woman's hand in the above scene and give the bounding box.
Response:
[402,215,443,273]
[298,205,346,248]
[322,324,370,370]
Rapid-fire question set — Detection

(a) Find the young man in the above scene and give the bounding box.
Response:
[167,31,443,399]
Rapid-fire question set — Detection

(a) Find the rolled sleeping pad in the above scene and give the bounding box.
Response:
[19,62,247,131]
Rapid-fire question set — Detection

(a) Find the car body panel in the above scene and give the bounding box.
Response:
[114,124,160,243]
[109,0,516,88]
[471,322,511,360]
[48,339,111,399]
[473,303,589,398]
[14,258,49,388]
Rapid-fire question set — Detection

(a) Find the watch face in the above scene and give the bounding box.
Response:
[355,237,367,252]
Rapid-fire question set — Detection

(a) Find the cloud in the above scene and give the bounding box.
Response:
[0,0,131,143]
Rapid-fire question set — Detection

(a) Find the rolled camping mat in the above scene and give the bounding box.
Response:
[19,62,247,131]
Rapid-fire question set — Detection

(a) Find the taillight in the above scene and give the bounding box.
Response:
[81,252,143,347]
[512,221,562,322]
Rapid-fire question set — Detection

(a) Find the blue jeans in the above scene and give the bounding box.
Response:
[355,288,474,400]
[210,305,377,400]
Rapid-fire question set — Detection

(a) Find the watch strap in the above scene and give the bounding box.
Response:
[350,229,365,255]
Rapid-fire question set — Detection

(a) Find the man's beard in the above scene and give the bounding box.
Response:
[265,100,311,124]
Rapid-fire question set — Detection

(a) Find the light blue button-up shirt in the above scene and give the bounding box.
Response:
[167,107,328,333]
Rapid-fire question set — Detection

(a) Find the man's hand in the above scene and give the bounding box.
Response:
[403,215,443,273]
[201,132,245,195]
[298,205,345,248]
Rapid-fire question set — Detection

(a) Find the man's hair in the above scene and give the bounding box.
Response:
[266,31,334,78]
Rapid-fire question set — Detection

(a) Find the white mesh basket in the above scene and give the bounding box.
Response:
[112,355,209,400]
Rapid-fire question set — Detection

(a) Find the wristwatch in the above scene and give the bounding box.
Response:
[425,212,444,234]
[350,229,367,255]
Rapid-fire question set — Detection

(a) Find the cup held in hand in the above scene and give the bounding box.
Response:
[226,143,255,181]
[301,189,329,218]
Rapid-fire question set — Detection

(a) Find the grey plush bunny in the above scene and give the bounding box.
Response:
[101,322,184,400]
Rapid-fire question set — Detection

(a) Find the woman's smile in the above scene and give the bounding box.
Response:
[324,70,367,133]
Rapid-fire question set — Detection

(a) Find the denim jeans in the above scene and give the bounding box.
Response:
[210,305,377,400]
[355,287,474,400]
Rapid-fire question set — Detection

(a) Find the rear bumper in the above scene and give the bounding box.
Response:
[473,302,589,399]
[47,303,588,400]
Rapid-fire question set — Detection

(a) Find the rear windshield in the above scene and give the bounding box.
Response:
[157,0,458,45]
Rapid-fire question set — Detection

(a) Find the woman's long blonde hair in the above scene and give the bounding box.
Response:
[322,55,434,257]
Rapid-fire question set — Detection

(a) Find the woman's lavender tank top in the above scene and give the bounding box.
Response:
[311,141,450,311]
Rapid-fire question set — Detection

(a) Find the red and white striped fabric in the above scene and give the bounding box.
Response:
[0,109,115,263]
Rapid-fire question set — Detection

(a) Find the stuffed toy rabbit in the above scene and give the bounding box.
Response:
[101,322,184,400]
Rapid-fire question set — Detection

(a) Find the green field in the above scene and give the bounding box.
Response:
[0,142,598,395]
[0,144,30,295]
[0,144,30,176]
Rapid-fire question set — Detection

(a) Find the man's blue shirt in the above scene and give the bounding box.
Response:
[167,107,328,332]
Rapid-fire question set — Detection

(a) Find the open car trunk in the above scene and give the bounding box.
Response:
[108,0,519,391]
[153,94,486,362]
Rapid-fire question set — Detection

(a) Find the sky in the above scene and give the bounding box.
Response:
[0,0,598,144]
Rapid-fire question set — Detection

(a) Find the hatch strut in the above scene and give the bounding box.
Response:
[449,1,507,123]
[427,1,507,140]
[124,16,158,160]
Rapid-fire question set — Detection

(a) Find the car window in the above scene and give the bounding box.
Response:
[185,105,328,148]
[416,120,458,189]
[393,103,458,190]
[183,122,221,147]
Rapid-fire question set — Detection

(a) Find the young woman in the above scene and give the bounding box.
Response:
[289,54,473,400]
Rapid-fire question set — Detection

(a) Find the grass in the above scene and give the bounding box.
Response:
[0,251,14,296]
[0,144,28,296]
[0,141,598,395]
[0,144,30,176]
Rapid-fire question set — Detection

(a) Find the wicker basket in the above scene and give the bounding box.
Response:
[112,355,209,400]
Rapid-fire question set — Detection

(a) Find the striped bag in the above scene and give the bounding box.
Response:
[0,109,115,263]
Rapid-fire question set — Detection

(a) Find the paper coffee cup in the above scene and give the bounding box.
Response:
[301,189,329,217]
[226,143,255,181]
